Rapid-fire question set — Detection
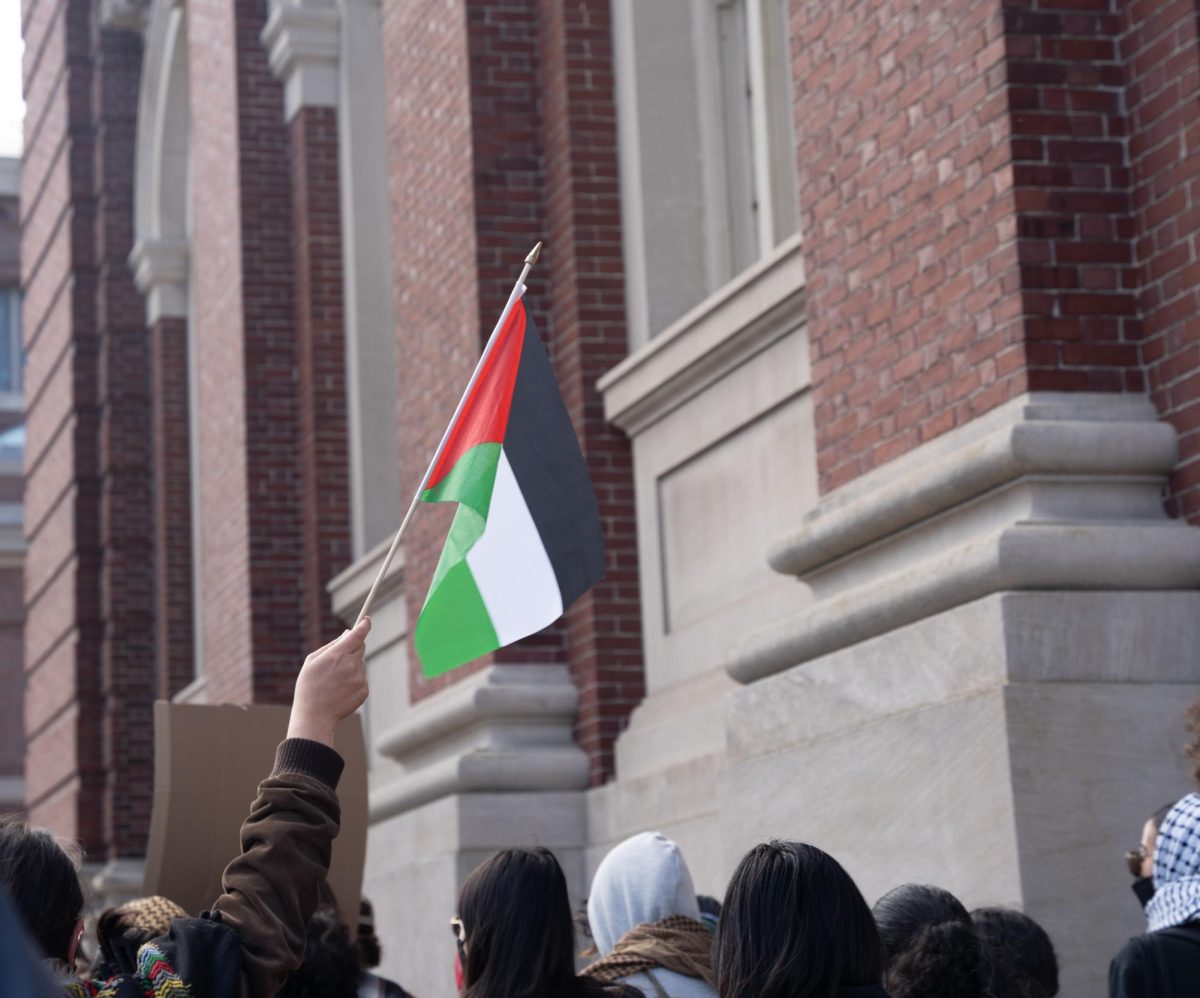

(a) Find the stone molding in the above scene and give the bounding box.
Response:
[370,665,589,821]
[327,532,405,624]
[599,234,805,436]
[129,237,189,323]
[262,2,340,122]
[90,858,147,909]
[729,392,1200,684]
[99,0,150,33]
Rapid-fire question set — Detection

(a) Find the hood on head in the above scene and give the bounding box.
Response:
[587,832,701,956]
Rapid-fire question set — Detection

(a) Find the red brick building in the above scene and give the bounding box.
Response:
[18,0,1200,992]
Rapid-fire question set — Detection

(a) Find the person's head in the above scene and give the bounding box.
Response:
[587,831,700,956]
[357,897,382,970]
[456,847,579,998]
[0,818,85,964]
[276,908,360,998]
[970,907,1059,998]
[714,840,883,998]
[1146,793,1200,932]
[872,884,984,998]
[1127,802,1175,881]
[96,895,187,976]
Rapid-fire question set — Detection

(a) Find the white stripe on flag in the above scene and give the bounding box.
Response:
[466,448,563,644]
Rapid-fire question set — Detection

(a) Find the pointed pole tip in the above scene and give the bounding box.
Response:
[526,241,543,266]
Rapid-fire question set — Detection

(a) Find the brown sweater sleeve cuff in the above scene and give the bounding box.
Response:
[272,738,344,790]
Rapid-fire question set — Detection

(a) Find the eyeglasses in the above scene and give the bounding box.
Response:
[1126,845,1148,878]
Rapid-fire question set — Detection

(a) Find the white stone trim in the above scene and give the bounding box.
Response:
[599,233,805,435]
[171,674,208,705]
[729,392,1200,683]
[99,0,150,33]
[90,858,147,908]
[327,533,404,624]
[262,2,340,122]
[129,238,189,323]
[370,665,589,821]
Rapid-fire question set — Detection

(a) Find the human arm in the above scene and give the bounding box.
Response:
[210,617,372,997]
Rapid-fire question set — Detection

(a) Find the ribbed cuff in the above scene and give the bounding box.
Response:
[273,738,345,790]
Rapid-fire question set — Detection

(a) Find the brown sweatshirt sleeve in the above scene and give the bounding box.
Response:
[210,737,345,998]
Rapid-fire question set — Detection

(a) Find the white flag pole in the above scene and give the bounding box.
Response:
[354,241,543,626]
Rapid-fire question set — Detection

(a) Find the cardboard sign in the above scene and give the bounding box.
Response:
[142,702,368,928]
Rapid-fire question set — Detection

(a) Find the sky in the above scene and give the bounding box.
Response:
[0,0,25,158]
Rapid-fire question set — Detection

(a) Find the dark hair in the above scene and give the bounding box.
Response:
[458,847,637,998]
[0,817,85,962]
[357,897,382,969]
[971,907,1059,998]
[714,840,883,998]
[276,908,361,998]
[873,884,984,998]
[1151,801,1175,831]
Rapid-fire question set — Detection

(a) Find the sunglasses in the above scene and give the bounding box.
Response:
[1126,845,1148,878]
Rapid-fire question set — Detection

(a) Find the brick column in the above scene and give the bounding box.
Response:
[1123,0,1200,521]
[188,0,307,703]
[131,237,194,702]
[92,21,156,859]
[289,106,351,649]
[21,0,105,848]
[264,2,352,651]
[794,0,1200,503]
[535,0,643,784]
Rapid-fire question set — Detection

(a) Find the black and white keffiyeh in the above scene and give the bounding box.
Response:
[1146,793,1200,932]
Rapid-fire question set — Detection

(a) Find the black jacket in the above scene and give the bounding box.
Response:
[1109,922,1200,997]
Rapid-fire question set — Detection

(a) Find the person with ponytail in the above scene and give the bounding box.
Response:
[872,884,984,998]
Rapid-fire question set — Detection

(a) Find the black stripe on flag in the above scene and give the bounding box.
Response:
[503,311,605,607]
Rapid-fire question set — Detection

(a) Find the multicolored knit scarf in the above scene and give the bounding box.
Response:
[585,915,715,986]
[59,940,190,998]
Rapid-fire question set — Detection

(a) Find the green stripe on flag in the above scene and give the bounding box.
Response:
[415,442,504,675]
[423,442,502,516]
[414,536,499,677]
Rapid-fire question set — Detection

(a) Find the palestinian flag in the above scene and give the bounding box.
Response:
[414,297,604,677]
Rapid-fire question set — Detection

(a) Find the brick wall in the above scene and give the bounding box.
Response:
[382,0,491,700]
[92,21,155,857]
[188,0,307,703]
[20,0,105,849]
[290,107,351,651]
[794,0,1200,503]
[1123,0,1200,522]
[535,0,642,784]
[150,315,193,699]
[381,0,643,779]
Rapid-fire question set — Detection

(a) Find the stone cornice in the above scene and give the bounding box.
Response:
[370,665,589,820]
[262,2,340,122]
[129,238,189,323]
[598,234,806,436]
[728,392,1200,684]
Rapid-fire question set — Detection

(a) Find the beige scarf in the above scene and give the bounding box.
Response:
[585,915,716,986]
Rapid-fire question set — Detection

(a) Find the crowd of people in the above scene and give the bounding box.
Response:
[0,622,1198,997]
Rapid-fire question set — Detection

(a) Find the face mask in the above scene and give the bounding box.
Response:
[1132,876,1155,909]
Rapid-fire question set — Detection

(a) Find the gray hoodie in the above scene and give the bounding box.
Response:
[587,832,718,998]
